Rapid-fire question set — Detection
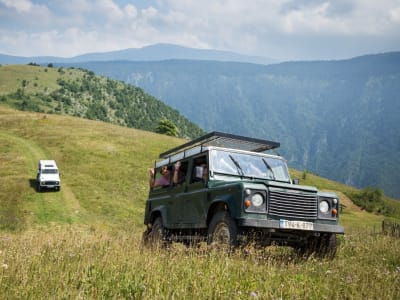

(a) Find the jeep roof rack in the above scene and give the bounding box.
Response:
[159,131,280,158]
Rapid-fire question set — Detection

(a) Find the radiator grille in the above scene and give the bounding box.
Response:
[42,181,59,185]
[268,188,318,219]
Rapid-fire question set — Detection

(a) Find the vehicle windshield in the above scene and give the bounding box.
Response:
[42,169,58,174]
[211,149,290,182]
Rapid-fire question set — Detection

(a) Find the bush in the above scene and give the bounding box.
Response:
[350,187,385,213]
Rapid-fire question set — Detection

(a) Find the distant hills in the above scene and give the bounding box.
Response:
[0,43,276,65]
[53,52,400,199]
[0,65,204,139]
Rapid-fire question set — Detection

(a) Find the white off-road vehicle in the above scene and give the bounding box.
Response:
[36,160,61,191]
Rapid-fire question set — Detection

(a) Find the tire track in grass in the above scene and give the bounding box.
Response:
[0,131,83,224]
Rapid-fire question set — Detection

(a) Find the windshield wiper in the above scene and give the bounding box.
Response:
[262,158,276,180]
[229,154,244,176]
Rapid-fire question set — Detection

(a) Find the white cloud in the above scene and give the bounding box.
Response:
[96,0,124,20]
[0,0,32,13]
[124,4,138,18]
[0,0,399,60]
[390,6,400,23]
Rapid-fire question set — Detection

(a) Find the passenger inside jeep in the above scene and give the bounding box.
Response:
[149,166,171,188]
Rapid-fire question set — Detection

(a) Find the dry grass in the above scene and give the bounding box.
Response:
[0,225,399,299]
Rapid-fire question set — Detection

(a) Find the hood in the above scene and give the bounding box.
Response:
[39,174,60,181]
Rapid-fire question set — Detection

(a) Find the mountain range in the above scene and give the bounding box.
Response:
[0,43,275,65]
[1,45,399,199]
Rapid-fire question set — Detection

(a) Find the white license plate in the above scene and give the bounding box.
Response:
[280,219,314,231]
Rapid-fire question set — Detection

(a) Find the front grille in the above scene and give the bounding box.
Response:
[43,181,58,185]
[268,188,318,219]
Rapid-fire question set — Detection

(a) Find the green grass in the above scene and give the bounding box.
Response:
[0,226,399,299]
[0,105,183,229]
[1,105,400,299]
[0,64,72,95]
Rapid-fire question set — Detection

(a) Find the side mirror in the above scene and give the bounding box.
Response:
[292,178,300,185]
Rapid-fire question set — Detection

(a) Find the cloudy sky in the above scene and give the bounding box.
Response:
[1,0,400,61]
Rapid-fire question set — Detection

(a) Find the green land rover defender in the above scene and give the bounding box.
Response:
[143,132,344,256]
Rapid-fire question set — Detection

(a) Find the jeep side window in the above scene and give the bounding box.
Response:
[173,160,188,187]
[191,156,208,183]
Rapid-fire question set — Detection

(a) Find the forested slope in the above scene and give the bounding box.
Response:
[0,64,204,139]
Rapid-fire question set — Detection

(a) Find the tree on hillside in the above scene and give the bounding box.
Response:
[156,119,179,137]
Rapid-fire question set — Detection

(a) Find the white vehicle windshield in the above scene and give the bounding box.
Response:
[42,169,58,174]
[211,149,290,182]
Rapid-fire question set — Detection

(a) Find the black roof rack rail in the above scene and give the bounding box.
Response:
[159,131,280,158]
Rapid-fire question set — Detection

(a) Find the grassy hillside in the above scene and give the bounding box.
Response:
[0,105,186,230]
[0,106,399,299]
[0,64,204,139]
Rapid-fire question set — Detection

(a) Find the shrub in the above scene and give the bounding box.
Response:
[350,187,385,213]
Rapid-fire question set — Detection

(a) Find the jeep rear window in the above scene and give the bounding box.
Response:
[210,149,290,182]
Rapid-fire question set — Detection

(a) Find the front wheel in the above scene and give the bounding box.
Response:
[144,217,169,248]
[207,211,238,249]
[318,233,337,258]
[297,233,337,259]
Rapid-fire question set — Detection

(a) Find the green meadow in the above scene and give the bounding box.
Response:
[0,106,399,299]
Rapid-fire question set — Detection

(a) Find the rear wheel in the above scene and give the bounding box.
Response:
[207,211,238,249]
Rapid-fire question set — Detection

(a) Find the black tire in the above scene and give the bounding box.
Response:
[318,233,337,258]
[145,217,169,248]
[207,211,238,249]
[37,183,41,192]
[297,233,337,259]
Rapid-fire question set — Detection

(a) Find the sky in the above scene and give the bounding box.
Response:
[0,0,400,61]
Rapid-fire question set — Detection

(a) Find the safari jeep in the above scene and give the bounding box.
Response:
[143,132,344,256]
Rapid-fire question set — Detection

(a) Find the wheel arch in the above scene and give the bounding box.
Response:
[207,200,229,226]
[148,206,167,227]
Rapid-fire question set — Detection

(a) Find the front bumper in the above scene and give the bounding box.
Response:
[237,218,344,234]
[39,181,60,188]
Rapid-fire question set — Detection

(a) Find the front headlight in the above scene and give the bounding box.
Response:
[319,200,330,213]
[251,193,264,207]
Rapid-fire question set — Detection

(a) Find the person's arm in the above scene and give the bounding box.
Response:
[149,168,155,188]
[173,161,181,184]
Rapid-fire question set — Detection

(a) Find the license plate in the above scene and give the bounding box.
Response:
[280,219,314,231]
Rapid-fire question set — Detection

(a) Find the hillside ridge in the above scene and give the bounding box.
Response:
[1,106,399,231]
[0,64,204,139]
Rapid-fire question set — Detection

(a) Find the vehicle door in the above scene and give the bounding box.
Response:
[150,165,178,227]
[180,155,209,228]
